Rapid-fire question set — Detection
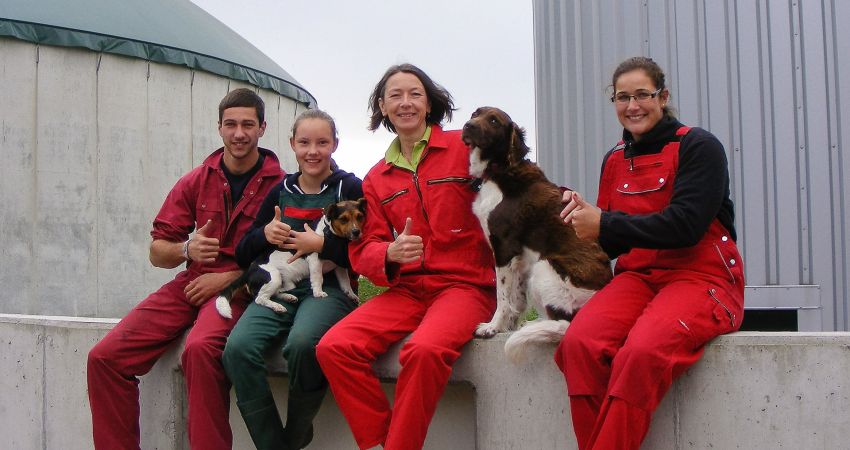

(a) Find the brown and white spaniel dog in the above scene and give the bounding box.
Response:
[462,107,612,362]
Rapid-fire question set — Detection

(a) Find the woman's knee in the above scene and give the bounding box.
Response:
[316,326,364,369]
[222,334,268,376]
[221,341,242,375]
[399,340,455,369]
[561,319,597,355]
[613,335,668,373]
[283,330,318,360]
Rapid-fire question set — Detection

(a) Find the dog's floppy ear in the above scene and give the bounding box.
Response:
[324,201,339,218]
[356,197,367,213]
[508,122,530,165]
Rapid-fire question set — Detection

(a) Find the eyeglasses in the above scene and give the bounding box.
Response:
[611,88,663,104]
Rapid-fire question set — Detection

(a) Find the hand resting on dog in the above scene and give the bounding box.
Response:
[560,191,601,241]
[285,222,324,264]
[184,271,241,306]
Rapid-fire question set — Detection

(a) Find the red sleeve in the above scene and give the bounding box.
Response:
[348,174,398,287]
[150,168,199,242]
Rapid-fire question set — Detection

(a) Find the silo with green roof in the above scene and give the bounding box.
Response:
[0,0,315,317]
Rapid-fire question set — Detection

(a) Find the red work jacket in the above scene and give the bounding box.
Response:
[351,126,496,289]
[151,147,284,275]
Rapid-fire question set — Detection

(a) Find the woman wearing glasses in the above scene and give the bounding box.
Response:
[555,56,745,450]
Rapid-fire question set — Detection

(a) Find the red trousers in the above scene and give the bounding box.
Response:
[87,270,246,450]
[316,276,496,450]
[555,265,744,450]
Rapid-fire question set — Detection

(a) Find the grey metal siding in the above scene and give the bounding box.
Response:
[533,0,849,330]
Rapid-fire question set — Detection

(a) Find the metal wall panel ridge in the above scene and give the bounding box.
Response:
[533,0,850,330]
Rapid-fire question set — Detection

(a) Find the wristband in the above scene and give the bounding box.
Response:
[182,239,192,261]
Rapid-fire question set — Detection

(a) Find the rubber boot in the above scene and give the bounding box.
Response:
[238,395,286,450]
[282,388,327,449]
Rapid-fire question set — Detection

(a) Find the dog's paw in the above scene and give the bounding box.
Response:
[215,297,232,319]
[268,302,288,314]
[312,289,329,298]
[474,322,501,339]
[279,293,299,303]
[256,297,289,314]
[343,290,360,302]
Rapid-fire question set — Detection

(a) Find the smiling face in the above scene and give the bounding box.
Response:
[613,69,669,141]
[378,72,431,138]
[290,117,337,182]
[219,106,266,172]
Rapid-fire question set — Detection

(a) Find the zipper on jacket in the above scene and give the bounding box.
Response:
[708,288,736,328]
[411,169,428,271]
[427,176,472,185]
[381,189,409,205]
[412,171,429,223]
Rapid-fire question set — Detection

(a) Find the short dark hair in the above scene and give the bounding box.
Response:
[219,88,265,123]
[611,56,675,118]
[368,63,455,133]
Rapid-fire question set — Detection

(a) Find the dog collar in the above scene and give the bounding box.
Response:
[321,215,350,239]
[470,178,483,192]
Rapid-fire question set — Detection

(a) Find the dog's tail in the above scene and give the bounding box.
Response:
[504,319,570,363]
[215,270,251,319]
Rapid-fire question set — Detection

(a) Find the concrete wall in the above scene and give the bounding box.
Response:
[0,37,308,319]
[3,313,849,449]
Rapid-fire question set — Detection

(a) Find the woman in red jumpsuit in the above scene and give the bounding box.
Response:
[555,56,745,450]
[316,63,496,450]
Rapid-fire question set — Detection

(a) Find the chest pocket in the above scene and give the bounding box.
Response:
[610,164,673,215]
[425,176,477,234]
[196,197,224,240]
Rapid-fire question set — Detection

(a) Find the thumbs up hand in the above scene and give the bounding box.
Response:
[561,191,601,241]
[387,217,424,264]
[189,219,221,264]
[264,205,292,248]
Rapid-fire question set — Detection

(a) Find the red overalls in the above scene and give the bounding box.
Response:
[554,127,745,450]
[316,127,496,450]
[87,149,283,450]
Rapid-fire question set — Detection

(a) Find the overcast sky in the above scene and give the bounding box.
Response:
[189,0,536,178]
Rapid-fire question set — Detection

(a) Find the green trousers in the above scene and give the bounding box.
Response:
[223,283,356,450]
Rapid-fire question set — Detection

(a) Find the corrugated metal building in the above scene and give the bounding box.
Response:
[0,0,315,318]
[533,0,849,331]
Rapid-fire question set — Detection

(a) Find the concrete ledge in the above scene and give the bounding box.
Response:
[2,313,850,449]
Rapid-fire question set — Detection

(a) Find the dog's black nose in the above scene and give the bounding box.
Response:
[351,229,361,239]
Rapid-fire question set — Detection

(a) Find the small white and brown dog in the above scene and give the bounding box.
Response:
[462,107,612,362]
[215,198,366,318]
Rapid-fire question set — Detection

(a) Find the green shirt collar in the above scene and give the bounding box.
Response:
[384,126,432,171]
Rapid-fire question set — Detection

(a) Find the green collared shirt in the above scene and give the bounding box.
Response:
[384,126,432,171]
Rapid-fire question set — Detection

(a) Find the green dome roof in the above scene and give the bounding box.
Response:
[0,0,316,107]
